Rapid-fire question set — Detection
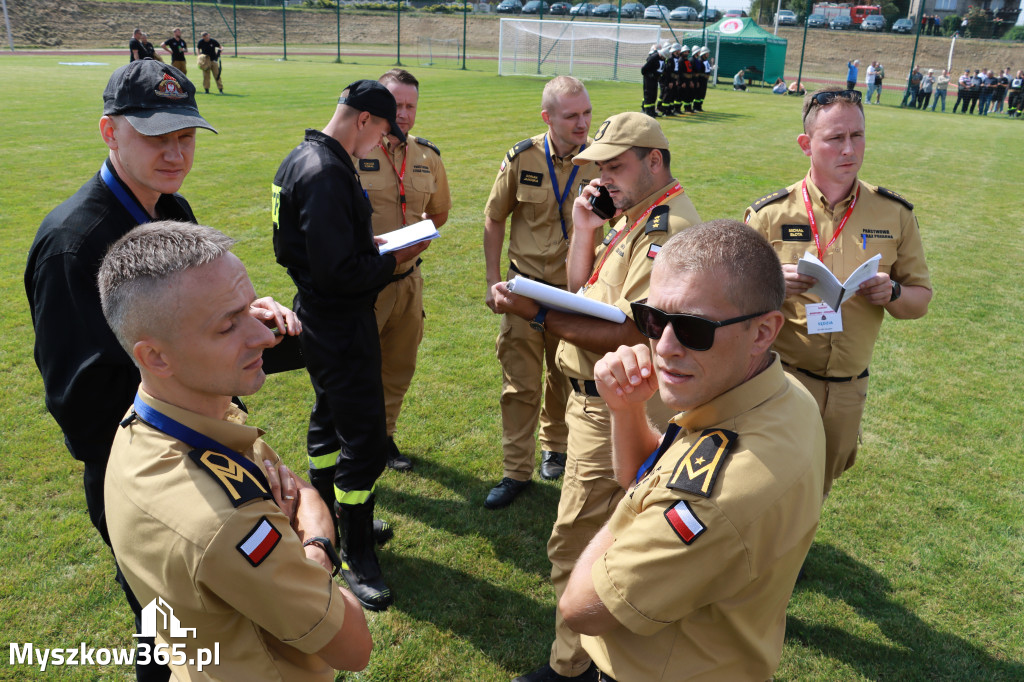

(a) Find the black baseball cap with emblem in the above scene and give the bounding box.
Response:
[337,79,406,143]
[103,59,216,136]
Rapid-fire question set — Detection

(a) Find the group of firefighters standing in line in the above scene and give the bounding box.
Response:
[641,42,714,117]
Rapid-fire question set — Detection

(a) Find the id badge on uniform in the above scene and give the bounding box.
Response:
[805,302,843,334]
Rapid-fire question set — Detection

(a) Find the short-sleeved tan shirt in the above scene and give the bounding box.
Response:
[105,390,345,682]
[360,135,452,276]
[484,132,596,286]
[556,180,701,380]
[744,176,931,377]
[582,357,825,681]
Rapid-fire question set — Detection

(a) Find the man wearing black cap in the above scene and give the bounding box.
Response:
[273,80,430,612]
[25,59,298,682]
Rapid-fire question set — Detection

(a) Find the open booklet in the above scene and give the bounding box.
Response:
[377,219,439,254]
[797,251,881,312]
[506,276,627,324]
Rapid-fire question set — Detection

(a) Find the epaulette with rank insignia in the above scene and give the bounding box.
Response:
[506,138,534,164]
[748,188,790,213]
[188,448,274,508]
[645,205,670,234]
[414,136,441,156]
[875,186,913,210]
[666,428,737,498]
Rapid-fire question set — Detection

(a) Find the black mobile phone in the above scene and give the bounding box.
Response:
[589,185,616,220]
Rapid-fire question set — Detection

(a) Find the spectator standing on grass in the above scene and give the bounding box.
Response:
[918,69,934,109]
[128,28,144,62]
[1007,70,1024,117]
[162,28,188,74]
[846,59,859,91]
[558,221,825,682]
[100,221,372,682]
[24,59,299,682]
[902,66,922,108]
[482,76,595,510]
[197,31,223,94]
[865,61,878,103]
[140,33,160,61]
[874,63,884,104]
[979,69,997,116]
[931,69,950,112]
[967,70,982,114]
[744,88,932,499]
[953,69,971,113]
[992,68,1009,114]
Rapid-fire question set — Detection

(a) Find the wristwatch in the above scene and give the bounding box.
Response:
[529,306,549,333]
[889,280,902,302]
[302,536,342,577]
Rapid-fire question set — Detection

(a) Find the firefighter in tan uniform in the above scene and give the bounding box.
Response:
[560,221,825,682]
[492,112,701,682]
[744,89,932,498]
[99,222,371,680]
[483,76,595,510]
[360,69,452,471]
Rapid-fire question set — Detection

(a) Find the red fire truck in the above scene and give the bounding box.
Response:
[812,3,882,24]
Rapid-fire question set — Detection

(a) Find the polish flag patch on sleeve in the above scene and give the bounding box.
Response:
[237,516,282,567]
[647,244,662,259]
[664,500,705,545]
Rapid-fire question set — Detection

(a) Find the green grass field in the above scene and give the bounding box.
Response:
[2,53,1023,680]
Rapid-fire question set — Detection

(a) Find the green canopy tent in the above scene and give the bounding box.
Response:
[704,17,787,86]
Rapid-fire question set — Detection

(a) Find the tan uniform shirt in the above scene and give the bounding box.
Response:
[484,132,596,286]
[557,180,701,380]
[105,390,345,682]
[583,357,825,681]
[360,135,452,276]
[744,176,931,377]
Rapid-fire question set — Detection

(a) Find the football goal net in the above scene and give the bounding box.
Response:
[418,36,461,69]
[498,18,719,84]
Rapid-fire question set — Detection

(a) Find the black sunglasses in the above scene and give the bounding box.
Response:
[803,89,862,121]
[630,300,769,352]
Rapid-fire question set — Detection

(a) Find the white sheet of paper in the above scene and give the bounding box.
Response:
[505,276,627,324]
[805,302,843,334]
[377,219,439,254]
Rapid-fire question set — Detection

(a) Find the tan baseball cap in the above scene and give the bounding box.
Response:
[573,112,670,165]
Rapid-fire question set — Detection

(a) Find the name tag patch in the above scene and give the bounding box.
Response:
[520,170,543,187]
[782,224,811,241]
[359,159,380,172]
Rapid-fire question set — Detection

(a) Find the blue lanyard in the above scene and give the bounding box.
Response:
[543,136,585,241]
[100,162,151,226]
[635,423,681,485]
[132,393,270,490]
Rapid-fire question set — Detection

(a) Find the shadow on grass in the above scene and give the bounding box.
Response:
[659,110,746,125]
[789,542,1024,680]
[381,455,562,579]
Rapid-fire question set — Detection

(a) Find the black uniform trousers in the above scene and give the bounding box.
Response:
[643,76,659,110]
[296,295,388,498]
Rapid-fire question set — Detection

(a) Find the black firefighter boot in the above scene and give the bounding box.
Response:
[336,495,394,611]
[309,468,393,548]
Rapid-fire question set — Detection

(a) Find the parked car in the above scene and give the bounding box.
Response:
[669,5,698,21]
[497,0,523,13]
[644,4,669,19]
[806,13,828,27]
[892,17,914,33]
[569,2,595,15]
[521,1,550,14]
[829,15,853,30]
[592,3,618,17]
[697,8,721,21]
[549,1,572,14]
[861,14,886,31]
[621,2,646,18]
[723,9,745,18]
[776,9,797,25]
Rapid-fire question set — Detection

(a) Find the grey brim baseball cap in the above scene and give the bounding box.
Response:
[103,60,217,136]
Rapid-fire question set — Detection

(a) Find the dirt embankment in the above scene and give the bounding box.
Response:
[5,0,1021,73]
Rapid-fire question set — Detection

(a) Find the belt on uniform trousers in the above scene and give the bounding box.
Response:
[784,362,869,383]
[569,378,601,397]
[509,261,559,288]
[390,257,422,283]
[597,671,617,682]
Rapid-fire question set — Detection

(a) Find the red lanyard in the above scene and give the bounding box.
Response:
[801,179,859,260]
[585,183,683,288]
[381,143,408,225]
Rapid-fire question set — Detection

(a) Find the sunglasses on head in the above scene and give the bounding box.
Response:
[803,89,862,121]
[630,300,769,352]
